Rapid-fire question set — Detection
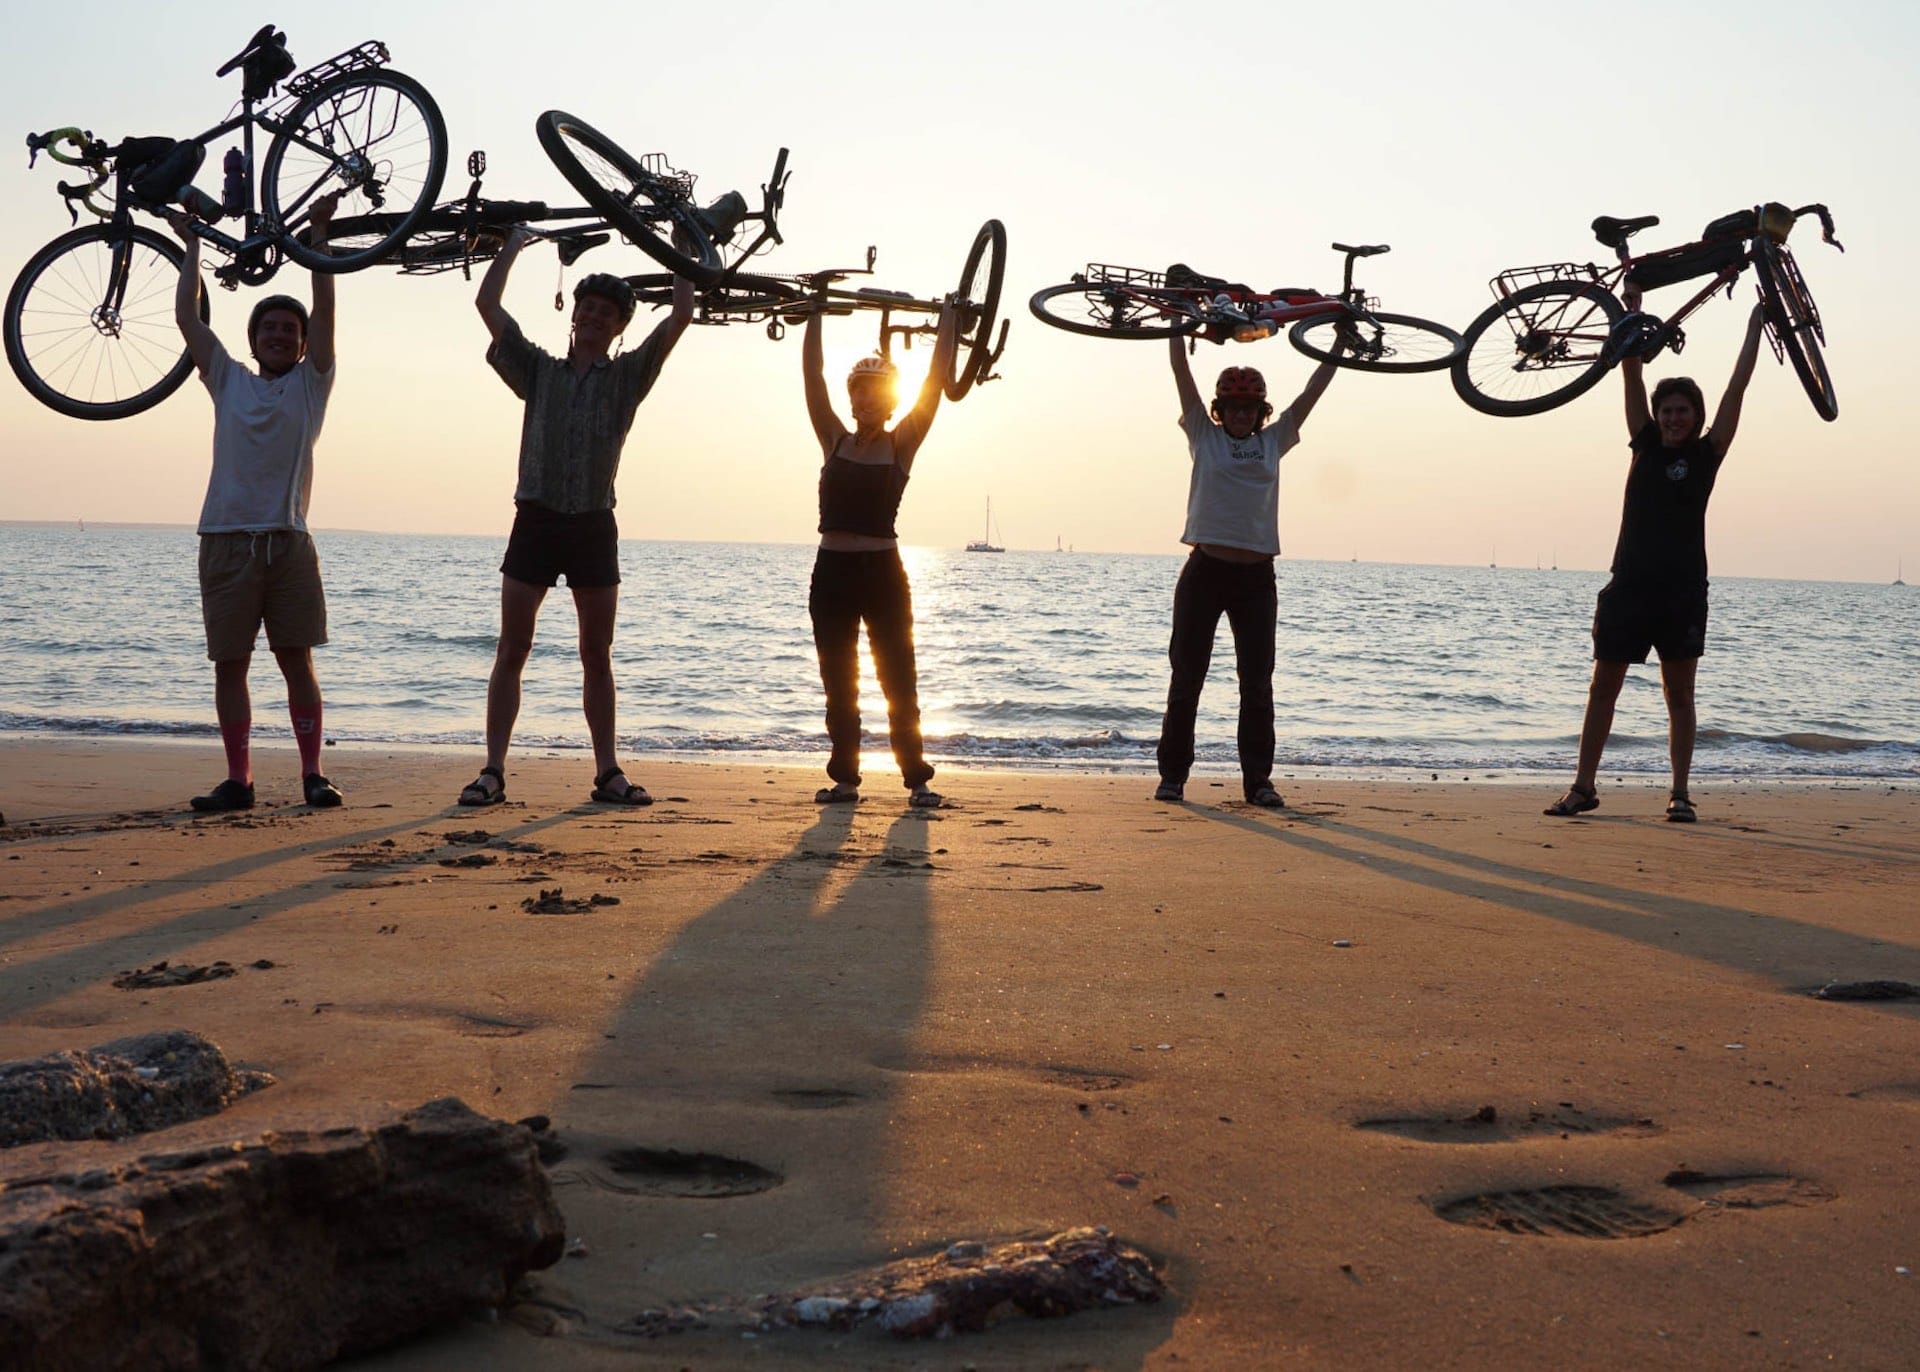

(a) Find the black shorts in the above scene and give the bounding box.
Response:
[1592,578,1708,663]
[500,502,620,588]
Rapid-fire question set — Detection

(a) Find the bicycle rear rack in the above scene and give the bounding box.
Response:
[285,42,391,98]
[1490,262,1603,299]
[1079,262,1165,288]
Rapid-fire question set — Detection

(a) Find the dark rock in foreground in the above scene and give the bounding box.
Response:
[0,1030,272,1149]
[0,1097,565,1371]
[1813,979,1919,1001]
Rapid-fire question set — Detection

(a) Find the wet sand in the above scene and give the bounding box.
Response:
[3,738,1918,1370]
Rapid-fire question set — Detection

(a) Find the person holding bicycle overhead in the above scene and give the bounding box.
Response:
[168,191,346,813]
[1544,289,1768,823]
[1154,337,1343,808]
[801,299,959,809]
[457,225,695,809]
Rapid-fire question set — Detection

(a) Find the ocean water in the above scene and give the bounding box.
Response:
[1,525,1915,780]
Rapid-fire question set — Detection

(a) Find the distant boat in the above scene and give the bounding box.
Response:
[77,517,85,532]
[1055,535,1063,553]
[1896,560,1907,587]
[966,498,1005,553]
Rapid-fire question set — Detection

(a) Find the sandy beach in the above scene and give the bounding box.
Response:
[2,738,1917,1369]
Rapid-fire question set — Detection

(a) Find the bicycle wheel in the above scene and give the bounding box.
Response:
[1029,281,1200,339]
[5,222,206,421]
[946,218,1007,400]
[1752,237,1836,421]
[1450,279,1624,417]
[626,271,803,314]
[1288,310,1462,373]
[536,111,721,285]
[263,69,448,273]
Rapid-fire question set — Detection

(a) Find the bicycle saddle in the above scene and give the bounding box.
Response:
[216,25,285,77]
[1591,215,1659,249]
[1331,242,1389,257]
[1164,263,1252,293]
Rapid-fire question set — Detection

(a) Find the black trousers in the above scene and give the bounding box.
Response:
[808,548,934,789]
[1156,548,1277,798]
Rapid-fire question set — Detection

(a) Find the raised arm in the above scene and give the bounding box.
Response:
[1707,303,1767,459]
[303,190,340,375]
[165,213,217,375]
[1285,350,1342,431]
[1169,335,1205,419]
[1620,284,1651,438]
[638,272,696,362]
[475,225,533,342]
[801,305,846,452]
[892,300,959,470]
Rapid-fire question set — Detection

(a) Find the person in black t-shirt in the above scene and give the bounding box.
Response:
[1545,289,1767,823]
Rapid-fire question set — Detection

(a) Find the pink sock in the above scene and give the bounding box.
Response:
[221,719,252,785]
[290,701,323,776]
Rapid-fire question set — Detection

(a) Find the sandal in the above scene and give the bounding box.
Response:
[1665,793,1697,823]
[591,767,653,806]
[1153,781,1184,802]
[1543,784,1599,817]
[908,785,944,809]
[814,783,860,804]
[1248,786,1285,809]
[458,766,505,808]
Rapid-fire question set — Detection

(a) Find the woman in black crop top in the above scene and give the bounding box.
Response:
[1545,291,1767,823]
[801,299,958,807]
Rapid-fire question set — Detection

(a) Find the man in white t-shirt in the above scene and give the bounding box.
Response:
[1154,338,1342,807]
[168,193,343,812]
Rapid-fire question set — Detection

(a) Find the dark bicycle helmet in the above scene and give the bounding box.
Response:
[1214,366,1267,401]
[573,272,637,324]
[247,294,309,346]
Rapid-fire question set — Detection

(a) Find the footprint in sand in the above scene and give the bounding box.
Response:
[554,1144,784,1198]
[1355,1103,1659,1143]
[1434,1168,1833,1239]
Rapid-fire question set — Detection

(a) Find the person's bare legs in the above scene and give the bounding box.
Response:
[271,647,321,708]
[1660,655,1699,798]
[1548,659,1630,813]
[484,576,548,775]
[214,657,252,737]
[572,584,620,780]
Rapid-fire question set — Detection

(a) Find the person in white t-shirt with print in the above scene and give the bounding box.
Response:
[1153,337,1343,807]
[168,192,344,813]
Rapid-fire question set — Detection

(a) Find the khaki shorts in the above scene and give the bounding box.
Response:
[199,531,328,662]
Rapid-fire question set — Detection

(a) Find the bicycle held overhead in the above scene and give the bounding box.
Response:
[1450,201,1843,421]
[7,25,448,420]
[623,219,1011,403]
[1028,243,1464,374]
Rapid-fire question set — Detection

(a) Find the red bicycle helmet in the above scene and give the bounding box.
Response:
[1214,366,1267,401]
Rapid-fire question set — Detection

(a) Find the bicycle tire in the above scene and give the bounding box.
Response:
[946,218,1006,400]
[263,69,448,273]
[1288,310,1462,373]
[536,111,721,285]
[1450,279,1624,417]
[1028,281,1201,339]
[5,222,206,421]
[1752,237,1836,422]
[626,271,803,314]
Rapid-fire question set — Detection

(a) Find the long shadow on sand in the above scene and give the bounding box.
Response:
[0,808,586,1019]
[531,802,1168,1362]
[1199,808,1920,1012]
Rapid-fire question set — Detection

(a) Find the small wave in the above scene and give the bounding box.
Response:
[1698,728,1913,755]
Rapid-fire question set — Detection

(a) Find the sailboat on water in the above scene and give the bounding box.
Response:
[966,497,1005,553]
[1896,560,1907,587]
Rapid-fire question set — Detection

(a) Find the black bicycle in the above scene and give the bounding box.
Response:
[7,25,447,420]
[623,220,1010,401]
[1451,201,1842,421]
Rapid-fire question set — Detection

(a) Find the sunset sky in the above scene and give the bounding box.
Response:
[2,0,1915,582]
